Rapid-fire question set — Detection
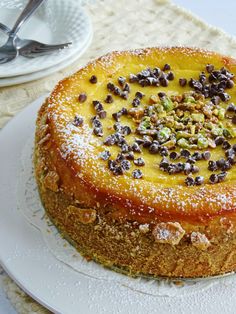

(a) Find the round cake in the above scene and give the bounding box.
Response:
[35,47,236,278]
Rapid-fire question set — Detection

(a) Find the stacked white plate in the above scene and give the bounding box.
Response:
[0,0,93,87]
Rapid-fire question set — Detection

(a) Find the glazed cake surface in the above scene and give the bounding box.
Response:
[35,47,236,278]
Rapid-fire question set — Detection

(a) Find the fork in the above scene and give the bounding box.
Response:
[0,23,72,58]
[0,0,45,64]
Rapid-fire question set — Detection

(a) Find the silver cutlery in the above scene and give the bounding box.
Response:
[0,23,72,58]
[0,0,45,64]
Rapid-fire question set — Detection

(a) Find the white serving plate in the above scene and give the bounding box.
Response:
[0,30,92,87]
[0,0,92,78]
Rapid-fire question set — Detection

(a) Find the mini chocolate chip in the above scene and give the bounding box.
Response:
[121,144,130,153]
[121,107,128,115]
[191,165,199,174]
[142,136,153,148]
[202,151,211,160]
[216,158,226,170]
[89,75,97,84]
[209,174,219,184]
[166,71,174,81]
[121,91,129,100]
[134,157,145,166]
[225,148,235,158]
[123,83,130,93]
[185,176,195,186]
[221,160,231,171]
[100,150,111,160]
[113,165,124,175]
[107,82,115,92]
[112,112,120,121]
[158,92,166,99]
[180,149,191,159]
[93,100,103,111]
[120,159,131,171]
[122,126,132,136]
[222,141,231,150]
[132,98,140,107]
[184,163,192,175]
[132,169,143,179]
[195,176,204,185]
[215,136,225,146]
[160,77,169,87]
[226,80,234,89]
[98,110,106,119]
[118,76,126,86]
[149,143,159,154]
[159,147,169,156]
[114,86,122,96]
[232,144,236,152]
[116,153,125,162]
[179,78,187,87]
[126,151,135,160]
[206,64,214,73]
[129,74,139,83]
[93,127,103,137]
[227,103,236,112]
[186,157,196,164]
[163,64,171,71]
[160,157,169,170]
[169,151,179,160]
[104,135,116,146]
[105,94,114,103]
[153,67,161,77]
[208,160,218,171]
[73,115,83,127]
[232,116,236,124]
[218,172,227,182]
[192,151,202,161]
[228,157,235,165]
[135,91,144,99]
[199,73,207,84]
[78,93,87,103]
[135,138,145,145]
[211,95,221,106]
[132,142,141,153]
[92,116,102,127]
[219,92,230,102]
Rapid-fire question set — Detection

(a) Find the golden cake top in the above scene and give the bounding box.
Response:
[43,47,236,223]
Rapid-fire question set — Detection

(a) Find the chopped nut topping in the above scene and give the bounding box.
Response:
[191,232,210,250]
[152,222,185,245]
[67,206,97,224]
[43,171,60,192]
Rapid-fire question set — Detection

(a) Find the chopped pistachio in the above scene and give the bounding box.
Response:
[223,128,232,139]
[197,135,209,149]
[139,116,151,130]
[149,95,159,104]
[184,96,197,104]
[218,108,225,120]
[163,138,176,149]
[155,104,164,113]
[177,138,189,148]
[158,127,171,142]
[176,131,192,139]
[190,125,196,135]
[161,97,174,112]
[191,113,205,123]
[211,126,223,136]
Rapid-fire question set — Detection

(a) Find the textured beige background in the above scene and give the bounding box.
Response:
[1,0,236,312]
